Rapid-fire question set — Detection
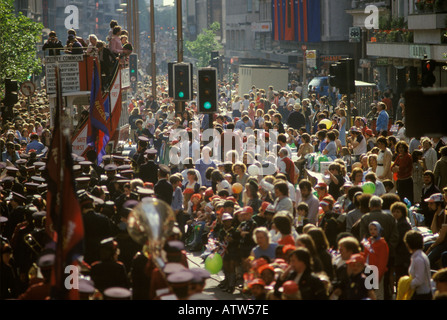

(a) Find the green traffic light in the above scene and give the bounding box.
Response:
[179,91,185,98]
[204,101,211,110]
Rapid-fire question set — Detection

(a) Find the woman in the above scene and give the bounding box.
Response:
[390,202,412,287]
[275,248,328,300]
[404,230,433,300]
[109,25,123,56]
[232,96,242,118]
[350,167,364,186]
[211,169,232,195]
[421,137,437,172]
[86,34,99,56]
[245,180,263,214]
[232,162,249,187]
[362,221,389,300]
[337,107,347,146]
[376,136,393,182]
[255,109,265,129]
[412,149,425,204]
[325,162,345,200]
[183,169,200,209]
[322,130,337,160]
[250,227,278,261]
[392,141,414,204]
[367,154,378,175]
[307,227,335,281]
[295,233,325,275]
[272,212,295,246]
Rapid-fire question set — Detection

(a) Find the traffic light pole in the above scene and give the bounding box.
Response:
[150,0,156,98]
[176,0,184,113]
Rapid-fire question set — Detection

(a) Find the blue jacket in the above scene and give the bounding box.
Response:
[376,110,389,132]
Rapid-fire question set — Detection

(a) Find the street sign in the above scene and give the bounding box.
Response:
[20,81,36,97]
[349,27,361,43]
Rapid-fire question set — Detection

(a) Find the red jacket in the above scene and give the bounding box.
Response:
[363,237,389,280]
[392,153,413,180]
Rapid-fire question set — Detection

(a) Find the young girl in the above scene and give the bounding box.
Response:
[183,169,200,209]
[362,221,389,300]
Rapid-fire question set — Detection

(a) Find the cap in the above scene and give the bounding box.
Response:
[103,287,132,300]
[261,201,270,212]
[222,213,233,221]
[138,136,149,142]
[265,204,276,214]
[240,206,253,215]
[320,200,330,206]
[12,192,26,203]
[248,278,265,288]
[145,148,158,155]
[164,240,185,256]
[158,164,171,175]
[258,264,275,275]
[37,252,56,269]
[316,182,327,189]
[346,253,366,265]
[424,193,444,203]
[104,164,118,172]
[163,263,187,275]
[167,270,194,286]
[204,187,214,198]
[350,126,360,133]
[78,278,96,294]
[281,280,298,295]
[136,186,154,197]
[343,181,354,188]
[365,129,374,136]
[189,268,211,284]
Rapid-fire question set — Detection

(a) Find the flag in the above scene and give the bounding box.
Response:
[106,64,122,136]
[87,60,110,164]
[272,0,321,43]
[45,65,84,299]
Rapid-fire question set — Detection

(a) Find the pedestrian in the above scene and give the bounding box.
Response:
[404,230,433,300]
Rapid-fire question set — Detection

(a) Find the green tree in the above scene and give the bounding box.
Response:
[185,22,222,67]
[0,0,43,94]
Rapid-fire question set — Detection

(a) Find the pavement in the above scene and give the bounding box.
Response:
[185,250,247,300]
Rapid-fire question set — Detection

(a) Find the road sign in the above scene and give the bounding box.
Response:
[349,27,361,43]
[20,81,36,97]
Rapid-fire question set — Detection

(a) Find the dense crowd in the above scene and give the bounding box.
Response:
[1,22,447,301]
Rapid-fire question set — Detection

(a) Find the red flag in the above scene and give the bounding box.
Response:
[45,65,84,300]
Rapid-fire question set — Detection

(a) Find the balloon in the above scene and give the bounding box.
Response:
[247,164,260,176]
[362,181,376,194]
[232,183,243,194]
[319,119,332,130]
[205,253,223,274]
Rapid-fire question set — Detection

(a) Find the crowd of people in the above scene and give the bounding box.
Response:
[2,24,447,300]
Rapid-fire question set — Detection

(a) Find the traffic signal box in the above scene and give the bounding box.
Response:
[421,59,436,87]
[129,53,138,91]
[4,79,18,107]
[173,62,192,101]
[328,58,355,94]
[198,68,218,113]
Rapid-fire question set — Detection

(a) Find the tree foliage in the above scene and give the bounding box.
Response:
[185,22,222,67]
[0,0,43,92]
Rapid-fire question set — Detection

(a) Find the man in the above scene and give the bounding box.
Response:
[434,146,447,191]
[273,181,294,219]
[425,193,447,268]
[42,31,63,56]
[433,137,446,160]
[139,149,159,184]
[79,191,114,265]
[287,104,306,130]
[66,34,84,55]
[420,170,441,228]
[359,196,398,255]
[25,133,45,155]
[235,115,250,132]
[146,95,159,113]
[96,40,117,88]
[349,126,367,162]
[298,179,320,226]
[154,165,173,205]
[277,147,298,185]
[272,113,285,134]
[376,102,389,136]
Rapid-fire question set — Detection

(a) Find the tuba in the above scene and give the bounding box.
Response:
[126,197,176,269]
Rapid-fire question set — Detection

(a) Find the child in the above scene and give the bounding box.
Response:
[341,147,352,173]
[362,221,389,300]
[295,202,310,234]
[170,175,185,236]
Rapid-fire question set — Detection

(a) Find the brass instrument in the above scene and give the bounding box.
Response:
[127,197,176,270]
[24,233,42,255]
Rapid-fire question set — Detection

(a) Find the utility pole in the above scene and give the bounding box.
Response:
[150,0,156,98]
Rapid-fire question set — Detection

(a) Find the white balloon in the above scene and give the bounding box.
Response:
[248,164,260,176]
